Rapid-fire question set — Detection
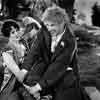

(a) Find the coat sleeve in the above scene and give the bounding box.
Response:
[0,54,4,88]
[22,32,47,86]
[39,37,77,90]
[22,31,44,70]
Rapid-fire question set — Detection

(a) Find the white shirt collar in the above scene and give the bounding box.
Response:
[51,28,66,52]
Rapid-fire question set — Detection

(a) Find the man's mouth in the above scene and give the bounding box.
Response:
[50,30,55,34]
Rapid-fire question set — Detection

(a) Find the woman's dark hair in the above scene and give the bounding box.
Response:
[1,19,20,38]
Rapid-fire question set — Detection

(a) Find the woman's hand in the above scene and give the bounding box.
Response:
[2,52,20,74]
[2,52,16,67]
[2,52,26,82]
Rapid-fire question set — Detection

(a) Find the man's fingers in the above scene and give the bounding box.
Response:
[33,92,40,99]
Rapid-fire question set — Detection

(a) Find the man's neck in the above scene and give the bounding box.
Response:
[52,27,66,38]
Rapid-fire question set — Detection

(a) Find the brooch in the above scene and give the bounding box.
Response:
[61,41,64,47]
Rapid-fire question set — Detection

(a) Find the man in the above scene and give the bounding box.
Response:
[21,16,41,51]
[3,6,86,100]
[22,6,83,100]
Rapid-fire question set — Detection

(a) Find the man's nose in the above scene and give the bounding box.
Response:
[46,26,52,31]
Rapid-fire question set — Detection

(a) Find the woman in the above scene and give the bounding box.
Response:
[0,19,26,100]
[0,36,9,89]
[1,19,26,61]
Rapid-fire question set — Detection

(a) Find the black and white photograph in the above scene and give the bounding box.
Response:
[0,0,100,100]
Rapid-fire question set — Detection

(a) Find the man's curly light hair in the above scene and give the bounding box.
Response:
[41,6,70,24]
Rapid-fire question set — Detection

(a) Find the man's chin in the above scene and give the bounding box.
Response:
[50,32,56,36]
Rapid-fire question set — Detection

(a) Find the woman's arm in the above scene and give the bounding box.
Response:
[2,52,27,82]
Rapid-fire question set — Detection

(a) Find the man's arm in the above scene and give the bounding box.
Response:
[38,37,77,90]
[26,37,77,95]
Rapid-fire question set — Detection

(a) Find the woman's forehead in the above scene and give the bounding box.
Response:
[11,26,18,31]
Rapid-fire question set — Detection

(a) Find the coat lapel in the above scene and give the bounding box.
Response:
[51,31,66,61]
[51,25,73,61]
[42,25,51,51]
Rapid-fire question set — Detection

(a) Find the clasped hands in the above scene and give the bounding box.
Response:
[23,83,41,99]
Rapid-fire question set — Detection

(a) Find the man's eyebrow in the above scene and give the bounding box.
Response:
[50,23,55,26]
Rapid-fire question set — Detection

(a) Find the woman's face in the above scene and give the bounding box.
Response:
[10,26,19,40]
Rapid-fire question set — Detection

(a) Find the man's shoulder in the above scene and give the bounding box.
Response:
[37,26,50,38]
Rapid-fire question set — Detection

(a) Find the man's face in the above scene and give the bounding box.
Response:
[23,24,38,40]
[29,28,38,38]
[44,20,65,37]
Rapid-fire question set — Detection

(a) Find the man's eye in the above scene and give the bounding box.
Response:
[51,23,56,26]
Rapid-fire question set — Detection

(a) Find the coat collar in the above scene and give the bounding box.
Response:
[42,25,51,51]
[51,25,75,61]
[42,24,75,61]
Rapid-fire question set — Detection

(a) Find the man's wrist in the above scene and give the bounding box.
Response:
[21,69,28,76]
[19,69,28,82]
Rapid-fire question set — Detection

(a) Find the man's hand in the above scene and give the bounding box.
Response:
[29,86,39,94]
[23,84,40,99]
[23,84,40,94]
[33,92,40,100]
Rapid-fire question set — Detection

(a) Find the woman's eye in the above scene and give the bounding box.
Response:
[11,31,15,34]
